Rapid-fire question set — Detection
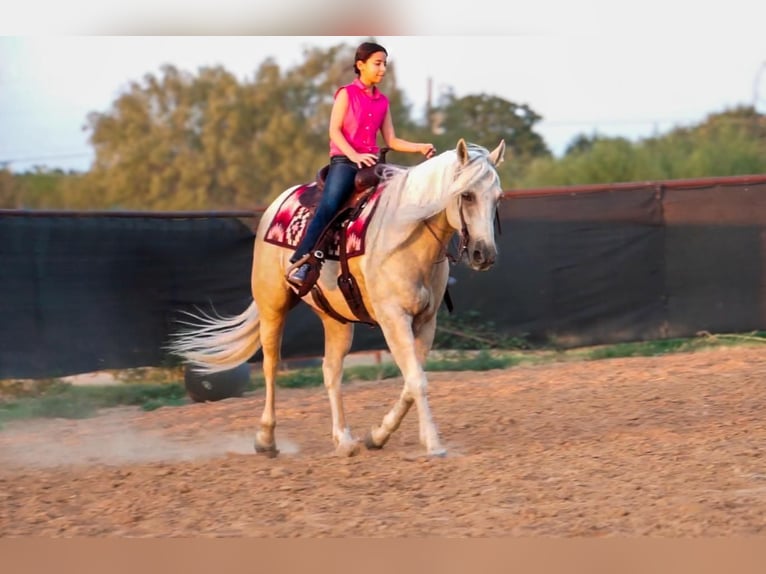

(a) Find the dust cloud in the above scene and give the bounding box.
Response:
[0,409,299,468]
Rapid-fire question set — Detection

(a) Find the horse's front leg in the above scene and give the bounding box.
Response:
[365,309,445,457]
[320,315,361,456]
[412,313,439,448]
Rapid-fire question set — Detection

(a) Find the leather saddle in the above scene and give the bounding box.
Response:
[305,147,390,214]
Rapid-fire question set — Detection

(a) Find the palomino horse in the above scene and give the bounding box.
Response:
[169,138,506,457]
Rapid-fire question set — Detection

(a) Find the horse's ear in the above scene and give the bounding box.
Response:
[489,139,506,166]
[456,138,470,165]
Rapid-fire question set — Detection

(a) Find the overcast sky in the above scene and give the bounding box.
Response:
[2,5,766,173]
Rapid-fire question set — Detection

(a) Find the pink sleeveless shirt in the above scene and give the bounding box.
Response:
[329,78,390,157]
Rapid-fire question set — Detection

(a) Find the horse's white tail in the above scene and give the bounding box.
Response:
[167,300,261,374]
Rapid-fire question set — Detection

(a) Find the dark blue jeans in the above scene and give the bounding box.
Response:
[291,156,359,263]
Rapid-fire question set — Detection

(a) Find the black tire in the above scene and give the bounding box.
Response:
[184,363,251,403]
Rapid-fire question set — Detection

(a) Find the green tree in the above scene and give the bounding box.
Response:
[517,106,766,189]
[431,91,549,157]
[424,91,550,187]
[0,167,19,208]
[564,133,603,157]
[641,106,766,179]
[522,136,640,187]
[85,64,253,210]
[6,168,76,209]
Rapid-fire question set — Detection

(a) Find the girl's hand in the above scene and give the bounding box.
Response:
[352,152,378,168]
[420,143,436,159]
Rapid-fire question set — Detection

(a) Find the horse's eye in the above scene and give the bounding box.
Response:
[461,191,475,203]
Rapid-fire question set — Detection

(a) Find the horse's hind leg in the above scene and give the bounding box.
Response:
[254,307,289,457]
[320,315,361,457]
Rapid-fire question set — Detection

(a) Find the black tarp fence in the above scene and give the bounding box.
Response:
[478,175,766,347]
[2,173,765,379]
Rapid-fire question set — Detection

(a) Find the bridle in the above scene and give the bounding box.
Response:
[423,193,502,265]
[455,194,471,262]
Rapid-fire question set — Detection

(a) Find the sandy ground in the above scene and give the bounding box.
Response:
[1,345,766,537]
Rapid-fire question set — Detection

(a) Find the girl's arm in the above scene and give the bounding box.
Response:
[380,108,436,158]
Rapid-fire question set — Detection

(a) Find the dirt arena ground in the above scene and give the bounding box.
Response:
[1,345,765,537]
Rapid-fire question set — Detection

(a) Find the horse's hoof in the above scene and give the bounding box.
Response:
[363,431,385,450]
[428,448,447,458]
[254,444,280,458]
[335,440,362,458]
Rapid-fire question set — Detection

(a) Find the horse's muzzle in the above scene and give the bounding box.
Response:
[469,240,496,271]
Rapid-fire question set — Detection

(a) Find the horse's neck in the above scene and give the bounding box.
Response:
[409,210,455,265]
[365,205,453,271]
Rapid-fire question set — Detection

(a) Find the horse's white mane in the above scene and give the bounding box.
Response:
[378,143,499,220]
[367,142,501,251]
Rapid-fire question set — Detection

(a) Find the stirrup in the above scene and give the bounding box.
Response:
[285,254,322,296]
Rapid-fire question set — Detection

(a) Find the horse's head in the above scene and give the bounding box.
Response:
[445,138,506,271]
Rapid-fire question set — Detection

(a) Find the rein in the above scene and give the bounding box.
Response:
[423,220,450,264]
[423,196,471,265]
[456,195,470,261]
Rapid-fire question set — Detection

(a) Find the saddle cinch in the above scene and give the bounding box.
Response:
[289,148,391,325]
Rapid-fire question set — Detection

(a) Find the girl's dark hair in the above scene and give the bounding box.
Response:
[353,42,387,76]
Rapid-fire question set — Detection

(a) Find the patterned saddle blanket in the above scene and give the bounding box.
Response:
[263,181,383,260]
